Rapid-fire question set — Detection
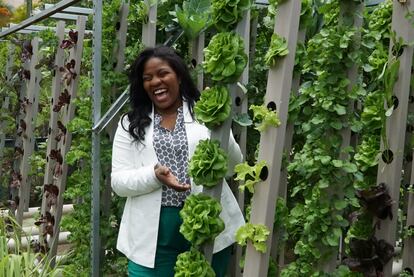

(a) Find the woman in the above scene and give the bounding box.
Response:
[111,46,245,276]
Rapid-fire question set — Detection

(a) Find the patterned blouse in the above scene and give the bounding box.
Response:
[153,106,191,207]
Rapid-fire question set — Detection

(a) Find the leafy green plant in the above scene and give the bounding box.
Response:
[179,193,225,246]
[0,215,63,277]
[188,139,228,187]
[174,248,215,277]
[234,160,267,193]
[345,212,373,243]
[399,269,414,277]
[131,1,149,24]
[299,0,313,30]
[236,223,270,253]
[194,86,231,129]
[280,0,367,273]
[203,32,247,84]
[171,0,212,39]
[403,225,414,239]
[264,33,289,67]
[211,0,251,32]
[249,105,281,132]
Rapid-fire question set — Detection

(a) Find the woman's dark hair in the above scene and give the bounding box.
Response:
[123,45,200,142]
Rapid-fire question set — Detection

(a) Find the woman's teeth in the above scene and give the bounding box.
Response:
[154,89,167,95]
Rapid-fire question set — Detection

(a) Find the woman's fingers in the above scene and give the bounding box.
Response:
[155,165,191,191]
[171,183,191,192]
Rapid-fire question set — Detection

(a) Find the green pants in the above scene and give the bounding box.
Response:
[128,206,232,277]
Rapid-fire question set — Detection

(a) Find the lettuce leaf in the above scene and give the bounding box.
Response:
[179,194,225,246]
[250,105,281,132]
[172,0,212,39]
[236,223,270,253]
[195,86,231,129]
[189,139,228,187]
[203,32,247,84]
[174,248,215,276]
[234,160,267,193]
[212,0,251,32]
[264,33,289,67]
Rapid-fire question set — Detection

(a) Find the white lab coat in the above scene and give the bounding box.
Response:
[111,101,245,268]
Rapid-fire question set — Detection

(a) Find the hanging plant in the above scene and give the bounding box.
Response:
[60,59,77,86]
[188,139,228,187]
[10,172,22,189]
[60,30,78,49]
[171,0,212,39]
[203,32,247,84]
[236,223,270,253]
[179,193,225,246]
[343,236,394,276]
[174,248,215,277]
[264,33,289,67]
[356,183,393,221]
[21,40,33,62]
[194,86,231,129]
[53,89,71,112]
[34,211,55,237]
[249,104,281,132]
[234,160,267,193]
[44,184,59,208]
[211,0,251,32]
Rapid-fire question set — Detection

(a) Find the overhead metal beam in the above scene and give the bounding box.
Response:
[2,24,93,34]
[33,10,87,21]
[44,4,93,15]
[0,0,82,38]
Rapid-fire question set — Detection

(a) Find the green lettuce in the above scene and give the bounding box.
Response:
[250,105,281,132]
[188,139,228,187]
[195,86,231,129]
[174,248,215,277]
[179,193,225,246]
[203,32,247,84]
[264,33,289,67]
[172,0,212,39]
[236,223,270,253]
[234,160,267,193]
[211,0,251,32]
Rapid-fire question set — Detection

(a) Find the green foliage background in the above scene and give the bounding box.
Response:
[0,0,412,276]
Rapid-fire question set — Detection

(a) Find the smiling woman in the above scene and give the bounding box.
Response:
[111,45,245,277]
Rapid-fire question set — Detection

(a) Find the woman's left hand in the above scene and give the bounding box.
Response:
[154,164,191,192]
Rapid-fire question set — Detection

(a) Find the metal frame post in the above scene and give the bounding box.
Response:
[375,0,414,276]
[403,84,414,276]
[142,0,157,47]
[48,16,86,266]
[271,27,306,271]
[39,19,66,252]
[231,10,251,277]
[16,37,42,225]
[243,0,301,275]
[91,0,102,276]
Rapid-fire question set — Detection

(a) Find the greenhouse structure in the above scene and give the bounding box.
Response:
[0,0,413,276]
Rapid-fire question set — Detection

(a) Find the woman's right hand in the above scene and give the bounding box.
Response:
[154,164,191,192]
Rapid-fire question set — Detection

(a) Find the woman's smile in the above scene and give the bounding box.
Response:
[143,57,182,115]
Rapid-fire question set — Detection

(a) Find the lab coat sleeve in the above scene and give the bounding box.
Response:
[226,129,243,177]
[111,119,163,197]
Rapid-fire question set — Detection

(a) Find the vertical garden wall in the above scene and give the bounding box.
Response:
[1,0,414,276]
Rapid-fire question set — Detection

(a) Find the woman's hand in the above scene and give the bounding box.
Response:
[154,164,191,192]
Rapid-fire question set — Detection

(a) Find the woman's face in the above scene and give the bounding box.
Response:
[143,57,182,115]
